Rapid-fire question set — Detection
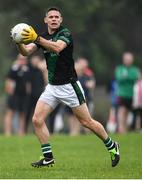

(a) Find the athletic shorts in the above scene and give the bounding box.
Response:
[39,81,86,109]
[117,96,132,110]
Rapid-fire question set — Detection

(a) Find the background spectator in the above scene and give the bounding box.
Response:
[65,57,96,135]
[115,52,140,133]
[131,71,142,131]
[4,54,30,136]
[106,78,118,133]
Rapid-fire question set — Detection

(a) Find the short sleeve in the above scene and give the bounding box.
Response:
[57,30,72,45]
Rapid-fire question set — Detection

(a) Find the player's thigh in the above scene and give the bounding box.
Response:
[33,100,54,122]
[72,103,91,121]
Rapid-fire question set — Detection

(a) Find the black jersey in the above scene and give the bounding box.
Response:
[36,26,77,85]
[7,64,30,96]
[28,63,45,97]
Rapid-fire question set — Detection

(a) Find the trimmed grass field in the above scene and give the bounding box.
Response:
[0,133,142,179]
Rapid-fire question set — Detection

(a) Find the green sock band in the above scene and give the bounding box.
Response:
[104,137,114,150]
[41,143,52,157]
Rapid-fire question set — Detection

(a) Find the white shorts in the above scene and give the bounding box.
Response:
[39,81,86,109]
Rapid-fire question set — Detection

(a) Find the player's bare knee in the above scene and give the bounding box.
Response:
[32,114,43,127]
[32,115,38,125]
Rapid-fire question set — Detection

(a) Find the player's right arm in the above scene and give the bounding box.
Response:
[16,43,38,56]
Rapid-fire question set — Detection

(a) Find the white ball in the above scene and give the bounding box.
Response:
[11,23,30,43]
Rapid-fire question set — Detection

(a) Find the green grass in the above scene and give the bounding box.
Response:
[0,133,142,179]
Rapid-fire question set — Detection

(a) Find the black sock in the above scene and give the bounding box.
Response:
[104,137,115,150]
[41,143,53,158]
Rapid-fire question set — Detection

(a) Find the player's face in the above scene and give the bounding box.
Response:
[44,10,63,31]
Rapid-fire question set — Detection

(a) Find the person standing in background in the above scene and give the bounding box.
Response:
[4,54,30,136]
[68,57,95,135]
[131,71,142,131]
[106,78,118,133]
[115,52,140,133]
[78,58,96,116]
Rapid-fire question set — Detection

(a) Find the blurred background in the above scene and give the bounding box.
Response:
[1,0,142,135]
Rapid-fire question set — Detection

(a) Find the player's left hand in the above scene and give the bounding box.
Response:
[21,26,38,44]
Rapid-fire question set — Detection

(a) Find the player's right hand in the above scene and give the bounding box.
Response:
[21,26,38,44]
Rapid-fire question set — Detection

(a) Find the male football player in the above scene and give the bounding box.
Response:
[12,7,120,167]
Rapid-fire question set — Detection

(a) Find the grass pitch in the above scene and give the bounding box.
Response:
[0,133,142,179]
